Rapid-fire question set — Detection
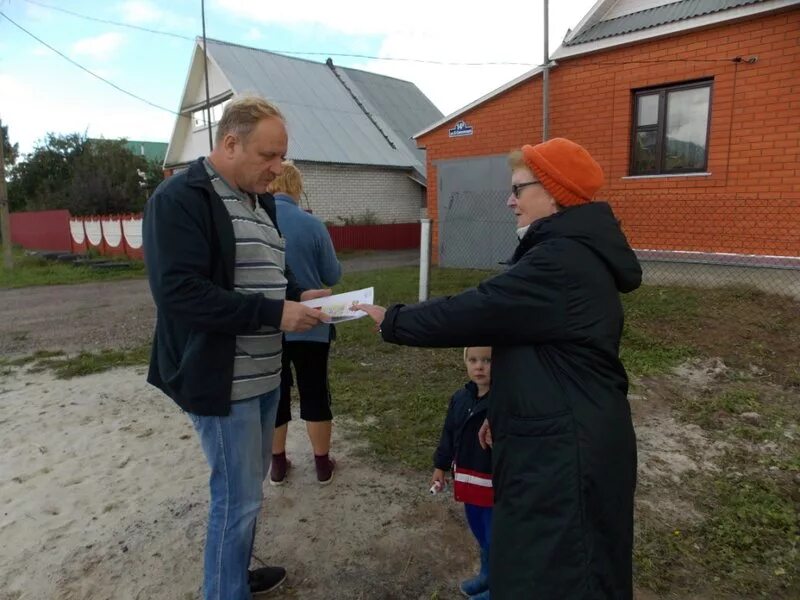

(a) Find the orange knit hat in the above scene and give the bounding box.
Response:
[521,138,605,207]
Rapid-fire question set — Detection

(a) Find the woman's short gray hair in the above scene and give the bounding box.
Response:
[215,95,285,146]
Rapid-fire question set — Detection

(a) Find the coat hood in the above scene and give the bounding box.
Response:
[513,202,642,293]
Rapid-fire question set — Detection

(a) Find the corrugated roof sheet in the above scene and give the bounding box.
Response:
[341,66,443,166]
[566,0,767,45]
[206,39,441,178]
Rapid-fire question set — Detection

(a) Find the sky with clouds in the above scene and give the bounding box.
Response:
[0,0,598,155]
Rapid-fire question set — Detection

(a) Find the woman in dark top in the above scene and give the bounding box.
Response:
[358,138,642,599]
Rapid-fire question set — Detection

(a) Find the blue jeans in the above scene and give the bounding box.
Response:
[465,503,492,552]
[189,388,280,600]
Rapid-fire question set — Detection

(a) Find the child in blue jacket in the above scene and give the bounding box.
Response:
[432,346,492,600]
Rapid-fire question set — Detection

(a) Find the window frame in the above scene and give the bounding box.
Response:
[629,79,713,176]
[191,98,231,131]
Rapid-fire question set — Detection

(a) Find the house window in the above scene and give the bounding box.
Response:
[630,80,712,175]
[191,99,230,129]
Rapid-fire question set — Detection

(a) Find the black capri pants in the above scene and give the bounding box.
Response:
[276,340,333,427]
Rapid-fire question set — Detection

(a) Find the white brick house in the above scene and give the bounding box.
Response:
[164,39,441,224]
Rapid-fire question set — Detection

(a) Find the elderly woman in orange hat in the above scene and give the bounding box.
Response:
[358,138,641,599]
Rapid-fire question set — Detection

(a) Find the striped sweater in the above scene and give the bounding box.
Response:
[204,159,286,401]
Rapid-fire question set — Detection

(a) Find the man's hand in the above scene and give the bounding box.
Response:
[300,289,332,302]
[280,300,329,332]
[353,303,386,329]
[478,418,493,449]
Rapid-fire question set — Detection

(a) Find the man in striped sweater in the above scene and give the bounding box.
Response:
[143,96,330,600]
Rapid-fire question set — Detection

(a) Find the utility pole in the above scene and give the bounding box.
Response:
[201,0,214,152]
[0,118,13,269]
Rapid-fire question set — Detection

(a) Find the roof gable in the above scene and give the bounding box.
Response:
[203,39,442,179]
[566,0,768,46]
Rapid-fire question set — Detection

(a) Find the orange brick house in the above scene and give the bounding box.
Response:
[414,0,800,269]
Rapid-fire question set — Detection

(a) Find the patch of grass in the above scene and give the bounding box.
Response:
[676,387,762,428]
[635,463,799,598]
[634,514,696,593]
[0,349,65,367]
[620,325,694,377]
[27,345,150,378]
[0,250,146,288]
[673,382,798,447]
[638,285,800,385]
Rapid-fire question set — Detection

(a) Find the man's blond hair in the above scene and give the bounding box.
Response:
[267,161,303,199]
[215,95,284,146]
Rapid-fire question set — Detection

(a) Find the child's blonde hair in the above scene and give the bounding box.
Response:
[464,347,492,361]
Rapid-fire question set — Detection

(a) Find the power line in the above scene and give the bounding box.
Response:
[17,0,745,69]
[22,0,192,41]
[0,10,178,115]
[20,0,537,67]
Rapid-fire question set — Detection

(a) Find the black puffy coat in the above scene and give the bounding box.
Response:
[381,202,641,599]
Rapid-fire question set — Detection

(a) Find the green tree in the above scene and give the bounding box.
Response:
[2,123,19,166]
[8,132,86,212]
[8,133,163,215]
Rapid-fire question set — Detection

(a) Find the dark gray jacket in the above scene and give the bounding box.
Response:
[143,157,304,416]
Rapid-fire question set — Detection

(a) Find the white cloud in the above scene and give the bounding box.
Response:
[118,1,196,31]
[120,0,163,24]
[72,32,127,62]
[212,0,598,115]
[0,73,172,155]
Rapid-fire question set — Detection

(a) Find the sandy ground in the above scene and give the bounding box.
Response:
[0,363,692,600]
[0,366,473,600]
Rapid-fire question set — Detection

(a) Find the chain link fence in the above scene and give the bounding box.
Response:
[428,190,800,300]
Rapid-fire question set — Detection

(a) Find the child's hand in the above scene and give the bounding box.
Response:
[430,468,447,493]
[478,418,493,449]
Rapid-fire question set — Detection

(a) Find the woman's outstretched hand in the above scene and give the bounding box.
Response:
[353,303,386,331]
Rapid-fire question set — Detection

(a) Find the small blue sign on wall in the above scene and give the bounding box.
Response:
[448,120,474,138]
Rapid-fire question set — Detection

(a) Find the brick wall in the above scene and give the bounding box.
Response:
[296,161,425,224]
[418,8,800,261]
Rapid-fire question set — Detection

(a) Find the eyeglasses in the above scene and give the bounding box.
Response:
[511,181,541,198]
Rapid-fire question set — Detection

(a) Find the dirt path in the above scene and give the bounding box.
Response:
[0,366,471,600]
[0,250,419,357]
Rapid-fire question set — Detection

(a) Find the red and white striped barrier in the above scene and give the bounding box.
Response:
[83,217,104,253]
[70,217,87,254]
[101,217,126,257]
[68,213,144,260]
[121,215,144,260]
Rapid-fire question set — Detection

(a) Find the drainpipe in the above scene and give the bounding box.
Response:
[542,0,550,142]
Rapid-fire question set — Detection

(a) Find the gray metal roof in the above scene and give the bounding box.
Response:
[566,0,767,45]
[340,66,443,166]
[206,39,441,179]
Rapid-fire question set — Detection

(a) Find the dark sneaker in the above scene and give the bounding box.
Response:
[269,454,290,486]
[249,565,286,596]
[316,456,336,486]
[459,572,488,597]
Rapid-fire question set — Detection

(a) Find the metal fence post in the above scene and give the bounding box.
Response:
[419,218,431,301]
